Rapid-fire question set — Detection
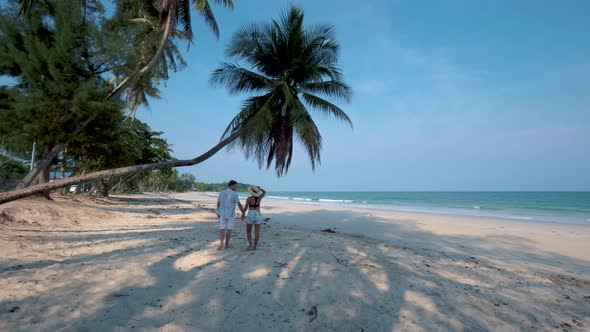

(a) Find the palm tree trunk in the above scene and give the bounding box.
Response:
[0,124,247,204]
[108,12,174,101]
[18,13,175,188]
[31,144,54,200]
[19,143,63,188]
[61,148,66,179]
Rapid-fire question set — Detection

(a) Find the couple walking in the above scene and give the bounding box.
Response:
[216,180,266,251]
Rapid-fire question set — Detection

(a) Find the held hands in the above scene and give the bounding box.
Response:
[241,214,246,221]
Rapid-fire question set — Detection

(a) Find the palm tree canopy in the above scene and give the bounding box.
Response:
[107,0,232,115]
[19,1,233,41]
[210,5,353,176]
[152,0,234,41]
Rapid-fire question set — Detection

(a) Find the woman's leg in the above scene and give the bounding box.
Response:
[253,224,261,250]
[246,223,253,249]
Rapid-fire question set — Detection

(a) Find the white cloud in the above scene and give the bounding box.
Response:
[355,79,387,95]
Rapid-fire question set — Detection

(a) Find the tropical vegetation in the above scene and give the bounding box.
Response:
[211,6,353,175]
[0,1,352,204]
[192,181,254,192]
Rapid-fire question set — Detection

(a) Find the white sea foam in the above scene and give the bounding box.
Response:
[268,196,290,200]
[503,215,532,220]
[293,197,312,201]
[319,199,353,203]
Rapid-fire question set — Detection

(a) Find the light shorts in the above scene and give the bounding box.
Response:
[246,210,263,225]
[219,217,236,230]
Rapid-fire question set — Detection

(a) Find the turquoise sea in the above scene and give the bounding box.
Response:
[249,191,590,225]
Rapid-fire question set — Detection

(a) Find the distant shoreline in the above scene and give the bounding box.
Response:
[193,190,590,225]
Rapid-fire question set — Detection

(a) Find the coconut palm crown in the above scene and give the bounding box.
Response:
[210,5,353,176]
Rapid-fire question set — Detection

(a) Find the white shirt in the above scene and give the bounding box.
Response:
[217,188,240,219]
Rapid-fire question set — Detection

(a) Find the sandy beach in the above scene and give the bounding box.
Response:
[1,193,589,331]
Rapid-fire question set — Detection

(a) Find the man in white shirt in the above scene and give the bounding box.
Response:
[216,180,245,250]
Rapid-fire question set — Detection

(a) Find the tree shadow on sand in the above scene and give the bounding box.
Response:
[1,205,589,331]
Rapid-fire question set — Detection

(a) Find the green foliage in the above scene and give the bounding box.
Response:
[110,1,187,118]
[0,2,353,201]
[0,158,28,180]
[0,1,186,181]
[0,0,235,170]
[192,181,254,192]
[133,170,195,192]
[0,0,124,161]
[67,119,173,174]
[210,5,352,176]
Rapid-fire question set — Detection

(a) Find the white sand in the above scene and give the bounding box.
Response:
[1,193,589,331]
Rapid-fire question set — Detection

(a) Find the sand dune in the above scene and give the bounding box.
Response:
[1,193,589,331]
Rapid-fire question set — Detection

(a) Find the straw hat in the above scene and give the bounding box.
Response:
[247,186,262,197]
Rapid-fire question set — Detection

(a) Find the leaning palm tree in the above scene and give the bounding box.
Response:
[0,5,352,204]
[210,5,353,175]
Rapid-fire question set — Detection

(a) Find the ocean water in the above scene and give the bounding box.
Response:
[253,191,590,225]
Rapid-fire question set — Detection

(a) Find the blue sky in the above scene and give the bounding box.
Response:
[137,0,587,191]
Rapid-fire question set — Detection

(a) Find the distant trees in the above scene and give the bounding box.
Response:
[132,171,195,193]
[192,182,254,192]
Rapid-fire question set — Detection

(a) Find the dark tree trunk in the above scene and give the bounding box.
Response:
[32,145,54,200]
[38,163,52,200]
[98,178,111,197]
[61,148,67,179]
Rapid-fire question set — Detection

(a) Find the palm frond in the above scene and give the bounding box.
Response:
[221,92,276,139]
[301,92,352,127]
[225,23,265,59]
[17,0,37,17]
[292,97,321,171]
[178,0,194,42]
[300,80,353,102]
[130,17,156,29]
[194,0,219,39]
[210,62,272,94]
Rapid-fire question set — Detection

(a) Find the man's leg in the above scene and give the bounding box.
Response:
[224,218,236,249]
[218,217,226,250]
[224,230,232,249]
[246,223,253,249]
[218,229,225,250]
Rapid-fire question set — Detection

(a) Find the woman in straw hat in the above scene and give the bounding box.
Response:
[242,185,267,250]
